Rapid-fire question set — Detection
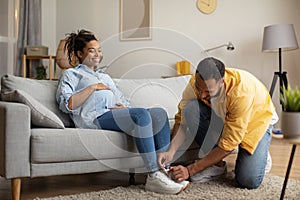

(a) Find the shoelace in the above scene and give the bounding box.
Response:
[155,171,175,184]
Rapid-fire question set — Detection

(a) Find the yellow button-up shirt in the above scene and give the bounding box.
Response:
[175,68,275,154]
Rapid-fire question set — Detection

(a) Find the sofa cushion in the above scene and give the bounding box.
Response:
[1,74,74,127]
[30,128,199,165]
[113,75,191,119]
[30,128,140,163]
[1,89,64,128]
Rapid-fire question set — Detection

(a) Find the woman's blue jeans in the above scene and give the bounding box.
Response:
[96,107,170,172]
[184,100,273,189]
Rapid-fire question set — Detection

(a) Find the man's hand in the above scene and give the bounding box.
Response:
[169,165,189,182]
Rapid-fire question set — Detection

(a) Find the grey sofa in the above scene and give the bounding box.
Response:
[0,74,199,200]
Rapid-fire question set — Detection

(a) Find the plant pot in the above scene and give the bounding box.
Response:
[281,111,300,139]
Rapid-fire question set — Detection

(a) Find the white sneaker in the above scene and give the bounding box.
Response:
[190,163,227,183]
[265,151,272,173]
[163,166,190,190]
[145,171,184,194]
[177,180,190,190]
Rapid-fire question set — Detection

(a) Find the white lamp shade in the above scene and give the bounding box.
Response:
[262,24,299,52]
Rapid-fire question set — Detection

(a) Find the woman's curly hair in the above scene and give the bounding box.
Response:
[64,29,98,66]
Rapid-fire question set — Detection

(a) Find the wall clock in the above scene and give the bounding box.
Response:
[197,0,217,14]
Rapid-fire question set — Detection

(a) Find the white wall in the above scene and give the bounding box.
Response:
[42,0,300,128]
[41,0,56,56]
[42,0,300,81]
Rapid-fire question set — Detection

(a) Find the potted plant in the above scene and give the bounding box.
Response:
[35,66,47,80]
[280,85,300,139]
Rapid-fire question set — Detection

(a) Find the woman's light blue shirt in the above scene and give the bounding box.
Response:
[56,64,130,129]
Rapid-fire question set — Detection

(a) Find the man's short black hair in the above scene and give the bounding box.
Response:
[196,57,225,81]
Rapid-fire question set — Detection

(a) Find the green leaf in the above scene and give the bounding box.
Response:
[281,85,300,112]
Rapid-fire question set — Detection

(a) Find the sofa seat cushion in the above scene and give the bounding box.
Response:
[31,128,140,164]
[31,127,200,165]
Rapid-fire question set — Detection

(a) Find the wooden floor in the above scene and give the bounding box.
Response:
[0,137,299,200]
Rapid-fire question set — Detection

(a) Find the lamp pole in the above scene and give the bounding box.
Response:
[279,48,282,73]
[278,48,288,95]
[269,48,288,99]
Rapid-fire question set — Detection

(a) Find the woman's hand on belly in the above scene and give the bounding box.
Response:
[109,103,126,110]
[93,83,111,91]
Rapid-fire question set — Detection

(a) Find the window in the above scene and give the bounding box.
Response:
[0,0,19,77]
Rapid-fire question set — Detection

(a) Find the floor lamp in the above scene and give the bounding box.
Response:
[262,25,298,200]
[262,24,299,98]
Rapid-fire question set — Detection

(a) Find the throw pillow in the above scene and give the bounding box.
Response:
[1,89,65,128]
[1,74,74,127]
[113,75,191,119]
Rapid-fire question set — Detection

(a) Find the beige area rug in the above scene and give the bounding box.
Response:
[34,173,300,200]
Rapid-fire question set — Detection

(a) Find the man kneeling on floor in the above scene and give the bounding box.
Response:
[158,57,278,189]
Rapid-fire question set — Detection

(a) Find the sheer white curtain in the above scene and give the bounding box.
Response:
[16,0,42,77]
[0,0,19,78]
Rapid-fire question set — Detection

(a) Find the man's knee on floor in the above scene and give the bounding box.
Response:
[235,175,262,189]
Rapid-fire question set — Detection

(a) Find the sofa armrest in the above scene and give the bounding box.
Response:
[0,101,31,179]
